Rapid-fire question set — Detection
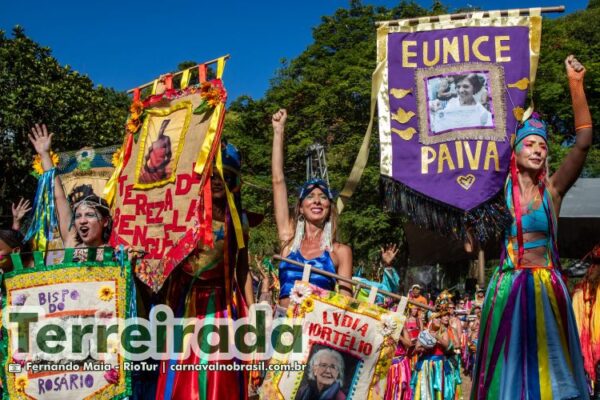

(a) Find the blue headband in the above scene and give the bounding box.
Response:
[299,178,334,200]
[514,116,548,147]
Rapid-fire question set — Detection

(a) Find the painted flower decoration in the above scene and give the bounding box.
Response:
[286,306,295,319]
[75,148,95,171]
[129,100,144,120]
[32,151,59,178]
[125,99,144,136]
[126,118,142,134]
[96,309,114,320]
[199,81,212,95]
[194,80,227,115]
[104,368,119,384]
[380,314,398,337]
[12,357,26,367]
[112,146,124,167]
[13,293,28,306]
[301,297,315,313]
[98,286,115,302]
[15,376,28,392]
[289,284,312,305]
[310,286,327,298]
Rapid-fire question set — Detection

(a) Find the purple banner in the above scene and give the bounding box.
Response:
[387,25,530,211]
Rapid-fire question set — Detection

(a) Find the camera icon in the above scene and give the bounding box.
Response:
[8,364,22,373]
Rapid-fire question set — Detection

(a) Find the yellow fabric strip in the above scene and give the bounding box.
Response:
[194,57,227,176]
[336,54,386,213]
[592,286,600,350]
[151,79,159,96]
[534,272,551,400]
[217,57,226,79]
[523,14,543,122]
[194,102,224,176]
[540,271,572,367]
[104,142,126,207]
[489,10,501,19]
[180,69,191,90]
[377,25,393,178]
[215,144,245,249]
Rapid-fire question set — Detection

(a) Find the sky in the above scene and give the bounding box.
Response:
[0,0,589,102]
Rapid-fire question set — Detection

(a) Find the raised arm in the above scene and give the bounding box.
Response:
[430,319,450,350]
[334,243,353,297]
[398,326,413,348]
[271,109,293,244]
[11,198,32,231]
[381,243,399,268]
[28,124,75,245]
[549,55,593,204]
[236,246,254,307]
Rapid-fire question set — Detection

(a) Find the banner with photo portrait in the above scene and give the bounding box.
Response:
[106,58,229,292]
[377,9,542,242]
[0,250,133,400]
[260,282,405,400]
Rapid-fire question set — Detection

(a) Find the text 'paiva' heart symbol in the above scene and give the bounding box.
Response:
[457,174,476,190]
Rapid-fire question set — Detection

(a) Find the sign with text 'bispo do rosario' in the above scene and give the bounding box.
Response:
[1,250,133,400]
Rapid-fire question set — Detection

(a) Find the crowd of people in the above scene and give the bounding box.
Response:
[0,55,593,400]
[387,283,484,400]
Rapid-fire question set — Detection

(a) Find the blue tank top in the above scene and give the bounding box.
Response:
[278,250,337,299]
[507,184,551,250]
[504,181,557,269]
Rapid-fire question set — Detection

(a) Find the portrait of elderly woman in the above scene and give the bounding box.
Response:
[296,348,349,400]
[428,72,494,134]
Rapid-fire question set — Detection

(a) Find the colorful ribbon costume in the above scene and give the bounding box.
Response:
[471,118,589,399]
[155,142,249,400]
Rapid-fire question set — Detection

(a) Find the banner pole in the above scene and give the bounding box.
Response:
[273,254,435,311]
[375,5,564,26]
[126,55,231,94]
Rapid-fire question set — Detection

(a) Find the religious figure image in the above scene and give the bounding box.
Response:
[139,118,173,184]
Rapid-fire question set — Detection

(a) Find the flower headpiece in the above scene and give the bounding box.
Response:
[298,178,334,201]
[514,113,548,147]
[435,289,453,311]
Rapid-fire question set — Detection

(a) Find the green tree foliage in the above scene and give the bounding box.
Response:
[224,1,443,274]
[224,1,600,274]
[0,26,129,219]
[536,7,600,176]
[1,1,597,277]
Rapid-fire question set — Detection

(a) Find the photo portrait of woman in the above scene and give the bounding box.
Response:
[429,73,493,134]
[295,348,348,400]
